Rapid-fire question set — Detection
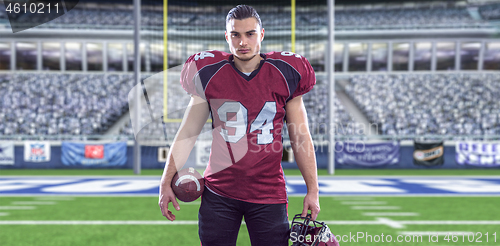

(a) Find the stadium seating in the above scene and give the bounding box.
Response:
[335,7,480,29]
[0,73,134,137]
[0,3,493,30]
[479,3,500,20]
[5,72,496,139]
[345,73,500,137]
[302,80,358,136]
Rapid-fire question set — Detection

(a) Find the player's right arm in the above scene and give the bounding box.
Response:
[159,95,210,221]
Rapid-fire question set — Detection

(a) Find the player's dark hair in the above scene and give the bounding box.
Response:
[226,5,262,29]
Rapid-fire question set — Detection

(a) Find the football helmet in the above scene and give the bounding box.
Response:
[290,214,339,246]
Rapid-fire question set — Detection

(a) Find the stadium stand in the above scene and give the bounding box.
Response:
[0,73,134,137]
[303,79,358,136]
[345,73,500,137]
[1,2,496,30]
[478,3,500,20]
[335,6,480,29]
[1,1,499,141]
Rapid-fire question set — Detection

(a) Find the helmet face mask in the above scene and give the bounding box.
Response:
[290,214,340,246]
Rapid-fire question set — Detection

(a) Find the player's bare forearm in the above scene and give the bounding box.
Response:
[285,96,319,194]
[159,95,209,221]
[292,136,319,194]
[286,96,320,219]
[160,95,210,187]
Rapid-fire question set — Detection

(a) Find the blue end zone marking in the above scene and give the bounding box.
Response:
[1,177,500,196]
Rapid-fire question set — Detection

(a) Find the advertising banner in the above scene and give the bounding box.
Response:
[456,142,500,167]
[61,142,127,167]
[24,141,51,162]
[0,142,14,165]
[413,141,444,166]
[335,141,400,166]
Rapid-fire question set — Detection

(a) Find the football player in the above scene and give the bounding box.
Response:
[159,5,320,246]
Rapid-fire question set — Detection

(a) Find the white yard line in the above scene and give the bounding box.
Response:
[351,206,400,210]
[0,212,9,216]
[363,212,419,216]
[0,221,199,225]
[302,194,500,197]
[333,197,375,200]
[341,201,387,205]
[401,221,500,225]
[377,217,405,228]
[11,201,56,205]
[0,206,36,210]
[324,220,500,229]
[1,220,500,227]
[399,231,474,236]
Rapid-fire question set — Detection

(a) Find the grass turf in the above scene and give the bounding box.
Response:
[1,196,500,246]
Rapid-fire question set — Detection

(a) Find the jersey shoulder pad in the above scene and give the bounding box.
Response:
[180,50,230,98]
[186,50,231,68]
[265,51,316,100]
[265,51,308,69]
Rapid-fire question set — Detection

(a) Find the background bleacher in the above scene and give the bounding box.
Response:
[1,0,500,142]
[1,2,498,30]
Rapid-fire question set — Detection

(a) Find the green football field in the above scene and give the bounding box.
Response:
[1,169,500,246]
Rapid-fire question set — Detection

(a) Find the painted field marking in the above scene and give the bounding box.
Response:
[0,212,9,216]
[363,212,419,216]
[399,231,474,236]
[42,180,160,193]
[341,201,387,205]
[1,220,500,228]
[377,217,405,228]
[0,206,36,210]
[11,201,56,205]
[324,220,500,229]
[400,221,500,225]
[0,220,199,225]
[333,197,375,201]
[2,177,500,196]
[34,197,74,201]
[351,206,400,210]
[0,179,83,192]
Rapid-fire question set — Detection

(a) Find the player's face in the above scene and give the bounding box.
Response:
[225,17,264,62]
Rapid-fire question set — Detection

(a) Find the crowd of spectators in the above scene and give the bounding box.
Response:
[2,3,497,30]
[345,73,500,137]
[479,3,500,20]
[0,73,134,137]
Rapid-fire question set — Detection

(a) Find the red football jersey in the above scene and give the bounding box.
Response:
[180,50,316,204]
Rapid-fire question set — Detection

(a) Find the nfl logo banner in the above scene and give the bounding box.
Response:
[24,141,51,162]
[61,142,127,167]
[0,142,15,165]
[456,142,500,167]
[335,141,400,167]
[413,141,444,166]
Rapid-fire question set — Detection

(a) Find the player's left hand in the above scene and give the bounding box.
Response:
[302,192,320,220]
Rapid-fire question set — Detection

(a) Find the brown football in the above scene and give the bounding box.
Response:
[171,167,204,202]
